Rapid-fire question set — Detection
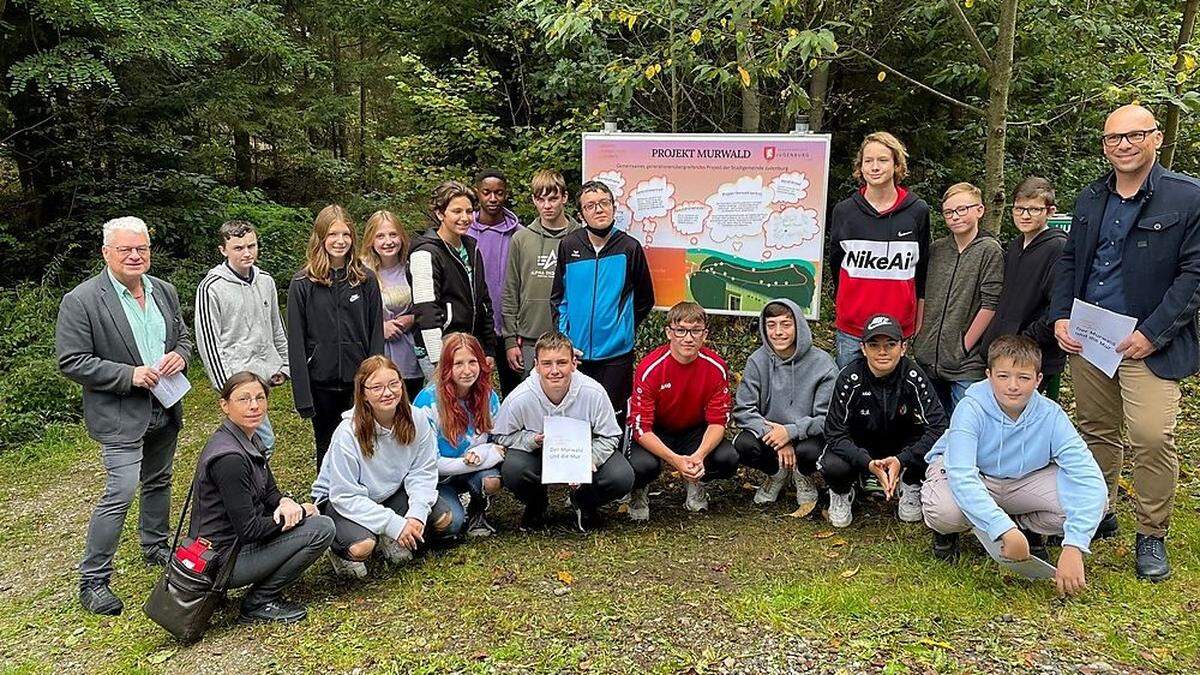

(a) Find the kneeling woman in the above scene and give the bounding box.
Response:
[188,371,334,624]
[413,332,504,537]
[312,355,460,578]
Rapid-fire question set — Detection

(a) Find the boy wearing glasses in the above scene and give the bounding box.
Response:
[195,220,290,454]
[626,302,737,519]
[912,182,1004,413]
[978,177,1068,400]
[821,314,946,528]
[551,180,654,428]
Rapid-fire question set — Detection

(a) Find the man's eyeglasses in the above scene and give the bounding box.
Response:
[107,245,151,258]
[668,326,708,338]
[1011,205,1049,217]
[364,380,405,394]
[1101,128,1157,147]
[941,204,981,218]
[580,199,614,213]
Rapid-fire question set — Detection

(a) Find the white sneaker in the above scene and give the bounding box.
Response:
[828,488,854,528]
[627,487,650,522]
[377,535,415,564]
[684,481,709,512]
[897,481,922,523]
[792,470,819,506]
[754,468,789,504]
[327,550,367,578]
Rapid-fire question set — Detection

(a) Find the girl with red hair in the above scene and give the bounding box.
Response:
[412,333,504,536]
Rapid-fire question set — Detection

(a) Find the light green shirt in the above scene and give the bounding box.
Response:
[107,268,167,367]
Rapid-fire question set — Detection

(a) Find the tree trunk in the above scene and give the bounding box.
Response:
[1162,0,1199,169]
[233,128,253,189]
[981,0,1018,235]
[809,61,831,132]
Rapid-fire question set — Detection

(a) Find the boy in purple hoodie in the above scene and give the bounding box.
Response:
[470,169,524,394]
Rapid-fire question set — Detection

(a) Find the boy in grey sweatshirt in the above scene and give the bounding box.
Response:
[494,331,635,532]
[733,298,838,508]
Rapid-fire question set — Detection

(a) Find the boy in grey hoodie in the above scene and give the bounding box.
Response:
[195,220,289,451]
[495,331,635,532]
[733,299,838,508]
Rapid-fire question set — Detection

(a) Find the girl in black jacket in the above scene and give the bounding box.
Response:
[288,204,385,468]
[408,181,499,369]
[188,371,333,624]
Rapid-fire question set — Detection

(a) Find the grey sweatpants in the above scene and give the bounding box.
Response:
[921,458,1067,537]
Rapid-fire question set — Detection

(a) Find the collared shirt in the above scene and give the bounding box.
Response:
[107,267,166,367]
[1083,173,1152,314]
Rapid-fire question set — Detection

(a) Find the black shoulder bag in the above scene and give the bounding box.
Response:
[143,482,241,643]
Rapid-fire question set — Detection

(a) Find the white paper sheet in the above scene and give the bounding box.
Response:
[972,528,1057,580]
[1069,299,1137,378]
[150,357,192,408]
[541,416,592,484]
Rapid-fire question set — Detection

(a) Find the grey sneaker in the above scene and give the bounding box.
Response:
[627,487,650,522]
[684,481,709,512]
[377,535,415,564]
[327,550,368,578]
[897,481,922,523]
[829,488,854,528]
[79,582,123,616]
[466,511,497,537]
[791,470,819,506]
[754,468,789,504]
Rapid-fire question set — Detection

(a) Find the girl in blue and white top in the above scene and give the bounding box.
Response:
[412,332,504,536]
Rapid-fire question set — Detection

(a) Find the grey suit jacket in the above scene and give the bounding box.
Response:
[56,270,193,444]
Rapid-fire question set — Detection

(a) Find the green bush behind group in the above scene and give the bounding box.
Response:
[3,0,1200,452]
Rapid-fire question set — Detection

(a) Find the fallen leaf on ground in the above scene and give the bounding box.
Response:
[830,537,848,547]
[556,570,575,585]
[840,566,859,578]
[814,530,835,539]
[789,502,816,518]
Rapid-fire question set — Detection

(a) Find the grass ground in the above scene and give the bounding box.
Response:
[1,369,1197,674]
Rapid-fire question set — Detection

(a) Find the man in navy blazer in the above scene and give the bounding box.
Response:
[1051,104,1200,582]
[56,217,192,615]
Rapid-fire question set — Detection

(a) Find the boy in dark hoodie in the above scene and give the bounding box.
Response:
[977,177,1068,400]
[821,314,948,528]
[470,169,524,394]
[733,299,838,508]
[502,170,580,377]
[912,182,1004,413]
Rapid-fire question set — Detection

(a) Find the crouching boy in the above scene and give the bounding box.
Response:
[733,299,838,507]
[921,335,1106,597]
[821,314,947,528]
[494,331,635,532]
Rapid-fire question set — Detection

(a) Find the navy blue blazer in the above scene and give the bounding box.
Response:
[1050,162,1200,380]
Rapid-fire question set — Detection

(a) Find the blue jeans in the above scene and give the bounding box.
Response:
[438,468,501,532]
[835,330,863,370]
[255,414,275,456]
[931,378,973,415]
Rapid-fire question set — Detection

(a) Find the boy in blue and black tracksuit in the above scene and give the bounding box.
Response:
[551,181,655,427]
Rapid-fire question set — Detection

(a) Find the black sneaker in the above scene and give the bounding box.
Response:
[932,532,960,562]
[79,582,124,616]
[519,502,549,532]
[144,546,171,567]
[1135,533,1171,582]
[239,598,308,624]
[1093,512,1119,542]
[1022,530,1050,563]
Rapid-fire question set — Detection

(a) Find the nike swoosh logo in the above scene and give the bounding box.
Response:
[898,230,913,237]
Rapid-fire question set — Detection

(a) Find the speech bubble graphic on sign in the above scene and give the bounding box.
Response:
[628,176,676,223]
[769,172,810,205]
[705,175,774,243]
[765,206,820,249]
[592,170,626,198]
[671,201,711,236]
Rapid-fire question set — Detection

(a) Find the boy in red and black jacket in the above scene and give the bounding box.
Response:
[827,131,932,368]
[626,302,736,521]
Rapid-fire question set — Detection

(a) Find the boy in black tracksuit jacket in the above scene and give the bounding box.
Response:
[408,228,499,368]
[821,314,947,526]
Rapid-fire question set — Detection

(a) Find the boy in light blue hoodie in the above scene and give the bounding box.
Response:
[921,335,1106,597]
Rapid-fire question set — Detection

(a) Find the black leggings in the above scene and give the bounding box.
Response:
[311,385,354,469]
[733,430,823,475]
[628,425,739,490]
[579,352,635,429]
[819,449,925,496]
[320,488,458,558]
[501,449,636,511]
[227,515,335,609]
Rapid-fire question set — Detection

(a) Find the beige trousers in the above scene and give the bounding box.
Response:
[1069,355,1180,537]
[921,459,1067,537]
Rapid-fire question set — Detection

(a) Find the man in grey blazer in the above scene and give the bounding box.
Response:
[56,216,192,615]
